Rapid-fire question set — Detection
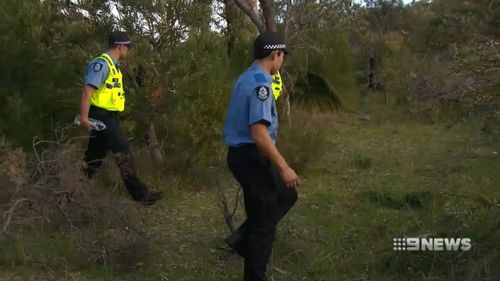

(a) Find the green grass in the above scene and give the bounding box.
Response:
[1,118,499,281]
[275,120,499,281]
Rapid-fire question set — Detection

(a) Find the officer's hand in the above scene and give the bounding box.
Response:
[80,118,95,131]
[281,166,301,188]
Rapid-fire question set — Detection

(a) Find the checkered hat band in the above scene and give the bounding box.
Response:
[263,44,286,50]
[113,41,131,45]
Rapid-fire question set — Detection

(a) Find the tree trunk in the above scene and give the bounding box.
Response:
[145,86,166,168]
[226,0,261,56]
[258,0,277,32]
[225,0,237,57]
[285,91,291,123]
[368,56,375,90]
[233,0,277,34]
[234,0,266,33]
[145,121,166,168]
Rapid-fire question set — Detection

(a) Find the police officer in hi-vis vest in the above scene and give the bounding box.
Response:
[223,31,300,281]
[79,31,163,205]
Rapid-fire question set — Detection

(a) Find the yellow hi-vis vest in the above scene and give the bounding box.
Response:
[90,53,125,111]
[272,71,282,100]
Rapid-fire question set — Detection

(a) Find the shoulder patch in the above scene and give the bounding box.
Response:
[93,62,103,72]
[256,86,270,101]
[254,73,268,83]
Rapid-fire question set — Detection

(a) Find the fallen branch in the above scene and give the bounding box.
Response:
[214,167,243,233]
[2,198,34,232]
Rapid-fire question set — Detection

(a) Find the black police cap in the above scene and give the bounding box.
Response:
[254,31,288,58]
[108,31,132,47]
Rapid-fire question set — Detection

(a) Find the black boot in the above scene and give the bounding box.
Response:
[225,224,247,258]
[141,191,164,206]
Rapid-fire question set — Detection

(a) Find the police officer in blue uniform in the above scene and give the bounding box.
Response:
[80,31,163,205]
[223,31,300,281]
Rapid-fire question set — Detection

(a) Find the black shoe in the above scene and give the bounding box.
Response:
[141,191,164,206]
[224,230,246,258]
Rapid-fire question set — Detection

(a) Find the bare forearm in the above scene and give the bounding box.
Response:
[251,124,288,171]
[251,123,300,188]
[80,85,94,119]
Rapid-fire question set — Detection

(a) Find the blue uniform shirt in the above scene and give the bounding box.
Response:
[223,63,278,147]
[84,52,119,89]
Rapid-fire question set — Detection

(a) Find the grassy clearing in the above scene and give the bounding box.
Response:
[1,117,498,281]
[276,119,499,281]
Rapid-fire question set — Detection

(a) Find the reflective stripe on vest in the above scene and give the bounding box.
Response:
[90,53,125,111]
[272,71,282,100]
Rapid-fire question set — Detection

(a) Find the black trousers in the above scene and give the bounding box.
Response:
[227,144,298,281]
[84,106,149,201]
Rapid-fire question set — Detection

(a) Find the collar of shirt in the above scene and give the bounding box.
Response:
[250,62,272,83]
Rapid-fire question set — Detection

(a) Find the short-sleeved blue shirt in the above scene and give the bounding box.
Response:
[223,63,278,147]
[84,52,119,89]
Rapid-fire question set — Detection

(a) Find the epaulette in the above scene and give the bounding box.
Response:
[253,72,268,84]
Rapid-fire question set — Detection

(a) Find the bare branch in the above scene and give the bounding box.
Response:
[2,198,33,232]
[234,0,266,33]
